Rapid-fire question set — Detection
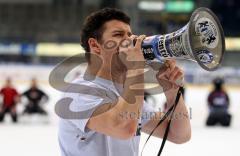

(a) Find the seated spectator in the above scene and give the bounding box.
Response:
[0,78,20,123]
[22,78,49,115]
[206,77,231,127]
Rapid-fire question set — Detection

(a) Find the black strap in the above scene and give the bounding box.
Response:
[141,87,184,156]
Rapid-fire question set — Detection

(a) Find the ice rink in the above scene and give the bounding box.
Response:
[0,1,239,156]
[0,82,239,156]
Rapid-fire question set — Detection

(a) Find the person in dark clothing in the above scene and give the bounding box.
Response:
[22,78,49,115]
[0,78,20,123]
[206,77,231,127]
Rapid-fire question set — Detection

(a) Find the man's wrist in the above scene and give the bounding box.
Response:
[164,86,181,106]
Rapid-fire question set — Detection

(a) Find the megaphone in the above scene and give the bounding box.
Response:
[141,7,225,71]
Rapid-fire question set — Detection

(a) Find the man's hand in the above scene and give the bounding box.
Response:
[156,60,184,90]
[118,35,146,70]
[156,60,184,107]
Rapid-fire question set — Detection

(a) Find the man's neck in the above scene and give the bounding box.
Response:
[85,65,126,85]
[98,69,126,84]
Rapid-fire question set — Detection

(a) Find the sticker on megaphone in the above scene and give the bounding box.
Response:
[196,49,214,64]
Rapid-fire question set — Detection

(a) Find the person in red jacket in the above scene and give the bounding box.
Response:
[0,78,19,123]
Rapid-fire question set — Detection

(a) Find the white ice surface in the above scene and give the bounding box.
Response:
[0,85,240,156]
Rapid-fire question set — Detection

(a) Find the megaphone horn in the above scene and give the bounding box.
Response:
[141,7,225,71]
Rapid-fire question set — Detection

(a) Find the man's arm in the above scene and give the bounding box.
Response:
[142,89,191,144]
[14,89,21,103]
[21,90,28,97]
[142,60,191,144]
[225,92,230,107]
[207,91,213,107]
[86,35,146,139]
[87,73,144,139]
[39,89,49,103]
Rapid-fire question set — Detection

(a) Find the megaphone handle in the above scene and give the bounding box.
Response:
[147,60,184,87]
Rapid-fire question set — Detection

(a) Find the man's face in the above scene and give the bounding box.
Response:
[100,20,132,49]
[98,20,132,71]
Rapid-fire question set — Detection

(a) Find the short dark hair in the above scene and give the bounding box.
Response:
[80,8,130,61]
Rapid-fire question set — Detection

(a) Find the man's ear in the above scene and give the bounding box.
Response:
[88,38,101,54]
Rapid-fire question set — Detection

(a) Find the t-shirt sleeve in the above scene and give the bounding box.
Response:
[62,92,106,133]
[141,101,157,126]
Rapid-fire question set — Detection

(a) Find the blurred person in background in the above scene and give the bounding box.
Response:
[22,78,49,115]
[206,77,231,127]
[0,78,20,123]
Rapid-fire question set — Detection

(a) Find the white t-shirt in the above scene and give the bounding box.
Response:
[58,75,156,156]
